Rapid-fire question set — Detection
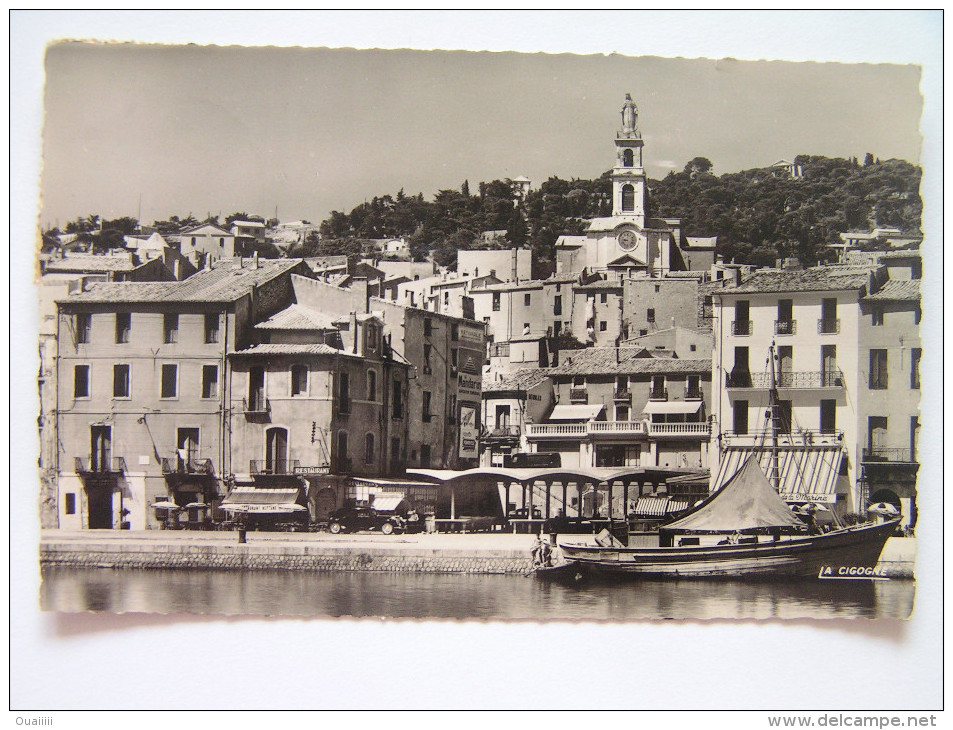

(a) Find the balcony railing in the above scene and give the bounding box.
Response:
[646,422,710,437]
[161,457,214,476]
[862,448,915,463]
[587,421,647,436]
[75,457,126,474]
[731,320,753,336]
[774,319,798,336]
[684,386,702,400]
[720,430,843,446]
[727,371,844,389]
[486,425,521,440]
[569,388,588,403]
[648,388,668,401]
[250,459,300,475]
[526,423,587,438]
[613,388,631,401]
[817,318,841,334]
[243,396,270,414]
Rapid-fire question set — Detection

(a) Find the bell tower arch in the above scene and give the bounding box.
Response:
[611,93,645,225]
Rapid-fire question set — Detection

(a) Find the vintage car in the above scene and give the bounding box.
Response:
[327,506,405,535]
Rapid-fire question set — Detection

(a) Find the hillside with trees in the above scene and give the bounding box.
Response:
[41,155,921,273]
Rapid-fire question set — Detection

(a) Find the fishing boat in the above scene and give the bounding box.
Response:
[547,343,899,580]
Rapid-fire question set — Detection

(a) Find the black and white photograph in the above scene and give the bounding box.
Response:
[11,10,942,713]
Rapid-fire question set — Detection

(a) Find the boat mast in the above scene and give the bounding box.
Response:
[767,341,781,493]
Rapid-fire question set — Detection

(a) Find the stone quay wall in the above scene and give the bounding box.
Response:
[40,541,534,575]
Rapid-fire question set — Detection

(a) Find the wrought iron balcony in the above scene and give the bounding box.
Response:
[862,448,915,463]
[161,457,214,476]
[684,386,702,400]
[243,395,270,414]
[75,457,126,474]
[648,387,668,401]
[569,387,588,403]
[731,320,753,336]
[817,318,841,334]
[486,425,521,441]
[726,370,844,389]
[774,319,798,336]
[613,388,631,401]
[249,459,300,475]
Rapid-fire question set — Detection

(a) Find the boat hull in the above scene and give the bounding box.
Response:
[558,520,900,579]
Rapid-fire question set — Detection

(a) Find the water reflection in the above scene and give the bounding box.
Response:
[41,567,914,620]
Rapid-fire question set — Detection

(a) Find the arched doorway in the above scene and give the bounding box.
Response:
[869,489,901,509]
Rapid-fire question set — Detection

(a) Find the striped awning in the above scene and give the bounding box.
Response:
[713,446,844,503]
[633,497,670,517]
[221,486,302,513]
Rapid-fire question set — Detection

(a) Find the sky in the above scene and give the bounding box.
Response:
[40,42,923,229]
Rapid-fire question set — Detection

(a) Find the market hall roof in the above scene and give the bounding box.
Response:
[407,465,704,485]
[548,348,711,377]
[57,259,305,304]
[716,266,875,295]
[864,279,920,302]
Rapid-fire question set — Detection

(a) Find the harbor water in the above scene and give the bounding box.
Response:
[40,566,914,620]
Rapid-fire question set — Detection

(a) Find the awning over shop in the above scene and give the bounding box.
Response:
[642,400,704,415]
[665,457,804,533]
[370,493,408,512]
[549,404,605,421]
[633,497,670,517]
[713,446,844,503]
[220,487,302,513]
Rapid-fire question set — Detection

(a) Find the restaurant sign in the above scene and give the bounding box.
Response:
[779,492,837,504]
[459,403,479,458]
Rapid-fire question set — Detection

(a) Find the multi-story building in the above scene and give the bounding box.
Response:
[526,347,712,471]
[457,248,532,282]
[623,276,702,339]
[471,280,550,342]
[54,258,310,530]
[710,265,897,518]
[173,222,239,263]
[571,279,624,346]
[480,369,554,467]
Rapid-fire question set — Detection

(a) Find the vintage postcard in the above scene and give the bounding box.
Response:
[33,41,928,623]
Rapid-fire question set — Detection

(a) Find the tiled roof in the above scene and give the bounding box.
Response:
[229,343,352,358]
[482,369,552,393]
[719,267,873,294]
[576,279,623,290]
[45,254,137,272]
[255,304,337,330]
[864,279,920,302]
[548,348,711,376]
[59,259,303,304]
[474,280,545,293]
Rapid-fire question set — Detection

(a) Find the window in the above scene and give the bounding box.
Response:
[202,365,218,399]
[161,364,178,398]
[777,400,793,434]
[75,313,91,344]
[451,324,459,341]
[915,306,921,325]
[420,444,432,468]
[492,293,501,311]
[868,416,888,454]
[689,344,697,352]
[524,293,531,306]
[364,433,375,464]
[266,427,288,474]
[869,349,888,389]
[65,493,76,515]
[291,365,308,396]
[337,371,350,414]
[336,432,349,470]
[367,370,377,401]
[450,349,458,367]
[621,184,635,212]
[600,293,608,304]
[686,375,701,399]
[599,321,607,332]
[392,379,403,418]
[219,237,225,247]
[115,313,130,343]
[424,318,432,337]
[623,149,634,167]
[423,344,432,374]
[113,364,130,398]
[647,308,655,323]
[554,295,562,316]
[164,313,179,344]
[73,365,90,398]
[553,321,562,336]
[616,405,629,421]
[422,391,432,422]
[733,400,748,435]
[820,399,837,434]
[911,348,921,389]
[651,375,666,399]
[655,285,661,293]
[573,376,584,387]
[205,313,219,343]
[872,306,884,326]
[248,367,265,411]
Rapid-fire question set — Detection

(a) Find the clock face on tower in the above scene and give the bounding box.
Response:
[618,230,637,251]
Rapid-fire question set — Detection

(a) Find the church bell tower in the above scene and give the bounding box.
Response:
[611,93,646,226]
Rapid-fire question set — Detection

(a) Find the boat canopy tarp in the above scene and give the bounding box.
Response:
[713,446,843,502]
[642,400,703,415]
[549,404,605,421]
[663,457,804,534]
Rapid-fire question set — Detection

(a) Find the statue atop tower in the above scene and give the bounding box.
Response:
[620,93,640,137]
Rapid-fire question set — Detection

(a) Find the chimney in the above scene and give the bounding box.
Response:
[350,312,359,354]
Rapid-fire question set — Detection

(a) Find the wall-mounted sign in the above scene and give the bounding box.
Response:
[459,404,479,458]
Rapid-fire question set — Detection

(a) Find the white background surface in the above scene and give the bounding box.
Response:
[8,10,943,714]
